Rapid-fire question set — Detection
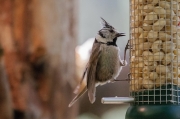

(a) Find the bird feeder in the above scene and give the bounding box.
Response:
[127,0,180,118]
[102,0,180,119]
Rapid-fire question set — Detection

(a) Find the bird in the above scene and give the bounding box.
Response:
[68,17,127,107]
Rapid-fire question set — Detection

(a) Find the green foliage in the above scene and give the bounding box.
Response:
[101,105,129,119]
[77,105,129,119]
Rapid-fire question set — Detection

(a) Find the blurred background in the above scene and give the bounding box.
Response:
[0,0,129,119]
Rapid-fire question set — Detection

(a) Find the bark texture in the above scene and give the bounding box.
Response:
[0,0,78,119]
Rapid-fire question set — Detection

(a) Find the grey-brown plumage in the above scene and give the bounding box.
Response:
[68,18,126,107]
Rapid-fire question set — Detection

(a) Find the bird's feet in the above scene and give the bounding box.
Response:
[125,40,133,50]
[113,73,131,82]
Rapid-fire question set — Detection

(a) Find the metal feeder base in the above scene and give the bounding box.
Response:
[125,105,180,119]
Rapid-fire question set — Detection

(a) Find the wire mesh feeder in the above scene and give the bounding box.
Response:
[130,0,180,106]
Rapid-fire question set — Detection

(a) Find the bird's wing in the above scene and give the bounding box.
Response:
[69,86,87,107]
[87,41,102,103]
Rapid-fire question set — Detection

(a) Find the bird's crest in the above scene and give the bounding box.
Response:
[100,17,114,29]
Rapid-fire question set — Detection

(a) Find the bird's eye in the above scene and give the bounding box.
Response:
[109,29,114,33]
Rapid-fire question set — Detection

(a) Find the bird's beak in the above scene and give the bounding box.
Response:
[116,33,125,37]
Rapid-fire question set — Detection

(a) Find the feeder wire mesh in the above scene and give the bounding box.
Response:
[129,0,180,105]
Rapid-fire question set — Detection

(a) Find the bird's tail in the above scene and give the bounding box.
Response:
[68,86,87,107]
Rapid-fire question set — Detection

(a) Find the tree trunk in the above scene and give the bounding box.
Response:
[0,55,13,119]
[0,0,78,119]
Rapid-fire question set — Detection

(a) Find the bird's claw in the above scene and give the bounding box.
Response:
[127,73,131,82]
[127,45,133,49]
[125,40,132,50]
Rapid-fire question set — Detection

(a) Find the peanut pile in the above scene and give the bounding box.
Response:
[130,0,180,91]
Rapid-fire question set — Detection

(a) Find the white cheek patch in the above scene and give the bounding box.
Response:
[95,34,107,43]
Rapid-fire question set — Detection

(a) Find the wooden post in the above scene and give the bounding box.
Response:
[0,0,78,119]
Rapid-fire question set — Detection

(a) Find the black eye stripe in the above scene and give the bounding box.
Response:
[109,29,114,33]
[98,31,106,38]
